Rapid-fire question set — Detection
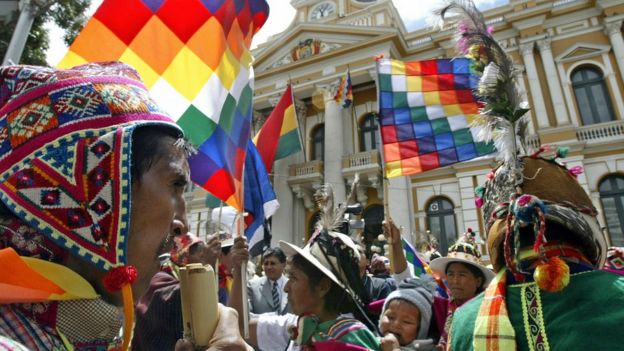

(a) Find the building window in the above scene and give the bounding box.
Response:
[311,124,324,161]
[359,113,379,152]
[599,175,624,246]
[426,197,457,255]
[572,67,616,125]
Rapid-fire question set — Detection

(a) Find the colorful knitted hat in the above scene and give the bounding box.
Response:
[0,62,182,350]
[436,1,608,350]
[429,228,495,288]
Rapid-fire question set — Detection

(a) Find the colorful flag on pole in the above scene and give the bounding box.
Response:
[376,58,495,178]
[253,84,301,173]
[334,70,353,108]
[401,237,429,277]
[58,0,269,211]
[401,237,448,298]
[244,140,279,256]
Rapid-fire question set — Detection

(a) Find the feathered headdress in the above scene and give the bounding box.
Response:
[437,0,530,171]
[313,174,360,233]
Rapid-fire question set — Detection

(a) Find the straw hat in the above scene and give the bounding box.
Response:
[430,229,495,287]
[280,230,361,297]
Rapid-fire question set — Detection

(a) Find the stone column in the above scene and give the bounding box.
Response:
[321,86,346,203]
[605,20,624,82]
[514,65,536,134]
[536,38,570,126]
[519,42,550,129]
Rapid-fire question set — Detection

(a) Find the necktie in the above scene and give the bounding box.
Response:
[272,280,280,311]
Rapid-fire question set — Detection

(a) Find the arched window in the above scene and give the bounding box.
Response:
[572,67,616,125]
[311,124,324,161]
[599,175,624,246]
[362,204,384,244]
[426,197,457,255]
[359,113,379,152]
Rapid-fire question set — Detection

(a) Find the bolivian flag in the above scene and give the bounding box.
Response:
[253,84,301,173]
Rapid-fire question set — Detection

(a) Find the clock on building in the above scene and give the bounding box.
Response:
[310,2,336,20]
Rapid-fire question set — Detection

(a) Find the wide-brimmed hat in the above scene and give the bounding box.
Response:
[280,230,361,296]
[430,229,495,287]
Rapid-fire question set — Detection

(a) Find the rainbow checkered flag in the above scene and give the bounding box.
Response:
[402,237,449,298]
[58,0,269,211]
[376,58,495,177]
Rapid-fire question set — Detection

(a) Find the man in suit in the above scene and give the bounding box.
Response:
[247,247,290,315]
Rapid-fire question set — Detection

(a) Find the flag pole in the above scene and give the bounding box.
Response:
[348,66,357,154]
[373,56,395,273]
[237,162,249,338]
[289,76,307,163]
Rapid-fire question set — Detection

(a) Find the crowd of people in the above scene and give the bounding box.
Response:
[1,3,624,349]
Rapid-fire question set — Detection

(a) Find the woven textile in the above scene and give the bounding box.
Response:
[0,63,180,270]
[376,58,494,177]
[59,0,270,211]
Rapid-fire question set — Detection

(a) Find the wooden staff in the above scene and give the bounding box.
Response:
[383,177,395,273]
[237,163,249,339]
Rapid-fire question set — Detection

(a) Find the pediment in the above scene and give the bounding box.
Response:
[555,42,611,63]
[253,24,394,72]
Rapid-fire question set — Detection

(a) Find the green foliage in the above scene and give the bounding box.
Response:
[0,0,91,65]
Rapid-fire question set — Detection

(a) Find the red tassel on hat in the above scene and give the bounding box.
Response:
[103,265,138,292]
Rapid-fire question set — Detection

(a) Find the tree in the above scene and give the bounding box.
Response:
[0,0,91,66]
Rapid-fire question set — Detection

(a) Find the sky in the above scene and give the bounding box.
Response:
[45,0,507,66]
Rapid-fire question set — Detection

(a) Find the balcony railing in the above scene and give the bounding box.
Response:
[343,150,381,169]
[576,120,624,143]
[289,160,323,177]
[525,134,541,153]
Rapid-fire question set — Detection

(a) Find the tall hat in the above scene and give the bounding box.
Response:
[430,228,495,287]
[0,62,182,350]
[435,0,606,286]
[437,1,608,349]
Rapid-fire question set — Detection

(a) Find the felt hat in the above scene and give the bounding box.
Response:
[430,229,495,287]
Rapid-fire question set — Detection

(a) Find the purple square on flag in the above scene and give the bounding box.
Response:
[413,121,433,138]
[395,108,411,125]
[454,74,471,90]
[456,143,478,161]
[188,152,219,184]
[201,0,226,12]
[436,59,453,74]
[141,0,166,12]
[438,148,458,166]
[434,133,455,150]
[380,109,395,126]
[396,123,415,141]
[417,136,436,154]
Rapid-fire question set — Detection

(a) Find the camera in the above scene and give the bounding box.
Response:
[337,203,365,234]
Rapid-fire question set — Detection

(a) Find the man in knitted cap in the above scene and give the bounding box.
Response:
[0,63,247,351]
